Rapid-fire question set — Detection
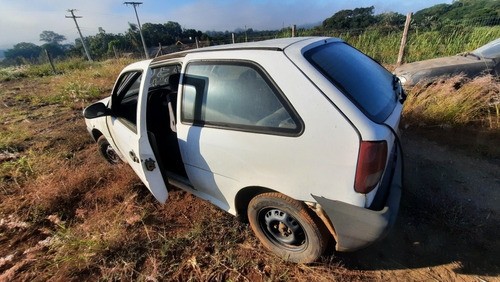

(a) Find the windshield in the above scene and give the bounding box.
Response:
[472,38,500,59]
[305,42,397,123]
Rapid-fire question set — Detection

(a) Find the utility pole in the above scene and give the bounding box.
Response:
[124,2,149,59]
[66,9,92,61]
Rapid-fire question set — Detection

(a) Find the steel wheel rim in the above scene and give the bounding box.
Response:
[259,208,307,251]
[105,145,119,163]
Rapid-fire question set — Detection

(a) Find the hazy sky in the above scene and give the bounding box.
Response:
[0,0,452,49]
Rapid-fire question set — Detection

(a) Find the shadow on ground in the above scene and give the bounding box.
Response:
[335,131,500,277]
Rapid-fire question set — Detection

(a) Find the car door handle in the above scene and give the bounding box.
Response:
[129,151,140,163]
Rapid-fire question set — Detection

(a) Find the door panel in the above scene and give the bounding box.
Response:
[177,61,303,207]
[107,63,169,203]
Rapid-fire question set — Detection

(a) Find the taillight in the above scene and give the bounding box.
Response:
[354,141,388,194]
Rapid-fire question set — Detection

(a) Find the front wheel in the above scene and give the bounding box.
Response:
[97,136,121,165]
[247,192,329,263]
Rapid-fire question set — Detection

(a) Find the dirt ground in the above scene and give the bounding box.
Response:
[0,75,499,281]
[344,129,500,281]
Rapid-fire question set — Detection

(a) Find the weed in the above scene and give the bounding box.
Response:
[301,25,500,64]
[0,66,29,81]
[1,53,496,281]
[403,75,500,128]
[58,82,102,108]
[0,152,34,191]
[0,124,30,151]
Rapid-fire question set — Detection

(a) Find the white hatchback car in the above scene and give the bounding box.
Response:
[84,37,404,263]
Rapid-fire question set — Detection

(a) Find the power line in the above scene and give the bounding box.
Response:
[124,2,149,59]
[65,9,93,61]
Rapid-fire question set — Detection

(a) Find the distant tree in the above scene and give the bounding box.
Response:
[182,29,204,41]
[141,21,201,46]
[126,23,143,53]
[41,43,65,58]
[87,27,117,59]
[39,30,66,45]
[414,0,500,30]
[67,27,130,60]
[142,23,171,46]
[375,12,406,27]
[4,42,42,64]
[164,21,183,40]
[323,6,376,31]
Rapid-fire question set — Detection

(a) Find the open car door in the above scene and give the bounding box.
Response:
[106,61,169,203]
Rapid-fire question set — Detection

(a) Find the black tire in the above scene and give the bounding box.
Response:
[97,136,121,165]
[247,192,329,263]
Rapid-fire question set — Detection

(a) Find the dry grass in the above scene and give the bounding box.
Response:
[0,59,371,281]
[1,58,497,281]
[403,74,500,128]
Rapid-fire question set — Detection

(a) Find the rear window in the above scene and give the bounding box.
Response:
[305,42,396,123]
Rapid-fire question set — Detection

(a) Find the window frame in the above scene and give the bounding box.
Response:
[110,70,143,133]
[304,42,397,124]
[180,60,304,137]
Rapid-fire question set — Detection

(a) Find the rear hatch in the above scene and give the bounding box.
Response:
[299,39,404,206]
[303,41,402,124]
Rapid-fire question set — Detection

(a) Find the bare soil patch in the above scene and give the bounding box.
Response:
[1,74,499,281]
[341,129,499,281]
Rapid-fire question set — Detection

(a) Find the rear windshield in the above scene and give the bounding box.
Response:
[304,42,396,123]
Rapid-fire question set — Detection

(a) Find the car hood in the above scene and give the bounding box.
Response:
[395,55,483,75]
[394,54,497,86]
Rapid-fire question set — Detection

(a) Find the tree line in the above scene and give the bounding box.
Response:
[2,21,210,65]
[2,0,498,66]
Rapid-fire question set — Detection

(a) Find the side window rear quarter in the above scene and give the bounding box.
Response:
[180,61,303,135]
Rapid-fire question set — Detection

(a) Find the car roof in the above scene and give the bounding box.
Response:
[151,36,338,63]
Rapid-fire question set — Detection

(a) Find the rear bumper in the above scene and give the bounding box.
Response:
[312,148,402,252]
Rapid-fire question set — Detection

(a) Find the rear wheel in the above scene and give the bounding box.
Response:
[97,136,120,164]
[247,192,329,263]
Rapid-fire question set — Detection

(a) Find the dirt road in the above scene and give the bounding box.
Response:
[342,130,500,281]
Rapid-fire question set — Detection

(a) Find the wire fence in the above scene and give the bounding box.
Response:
[142,15,498,65]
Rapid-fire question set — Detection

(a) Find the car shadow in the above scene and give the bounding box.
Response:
[332,169,500,277]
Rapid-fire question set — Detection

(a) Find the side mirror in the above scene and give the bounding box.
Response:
[83,102,111,119]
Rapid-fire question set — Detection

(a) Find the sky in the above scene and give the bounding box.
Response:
[0,0,452,49]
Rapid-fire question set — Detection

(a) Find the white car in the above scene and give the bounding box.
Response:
[84,37,404,263]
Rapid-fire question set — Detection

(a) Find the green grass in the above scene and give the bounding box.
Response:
[300,25,500,64]
[0,57,131,82]
[405,26,500,63]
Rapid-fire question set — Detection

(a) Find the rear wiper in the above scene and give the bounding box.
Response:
[392,75,406,103]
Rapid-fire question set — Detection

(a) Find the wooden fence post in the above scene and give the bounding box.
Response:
[45,49,57,74]
[397,12,412,66]
[113,46,119,59]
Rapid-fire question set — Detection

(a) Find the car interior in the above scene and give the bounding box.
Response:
[147,70,187,178]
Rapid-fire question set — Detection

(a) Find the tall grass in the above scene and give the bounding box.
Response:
[0,57,133,82]
[302,25,500,64]
[302,25,500,130]
[405,26,500,63]
[403,75,500,128]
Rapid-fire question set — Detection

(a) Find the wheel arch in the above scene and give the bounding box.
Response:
[234,186,277,222]
[235,187,338,245]
[90,128,103,142]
